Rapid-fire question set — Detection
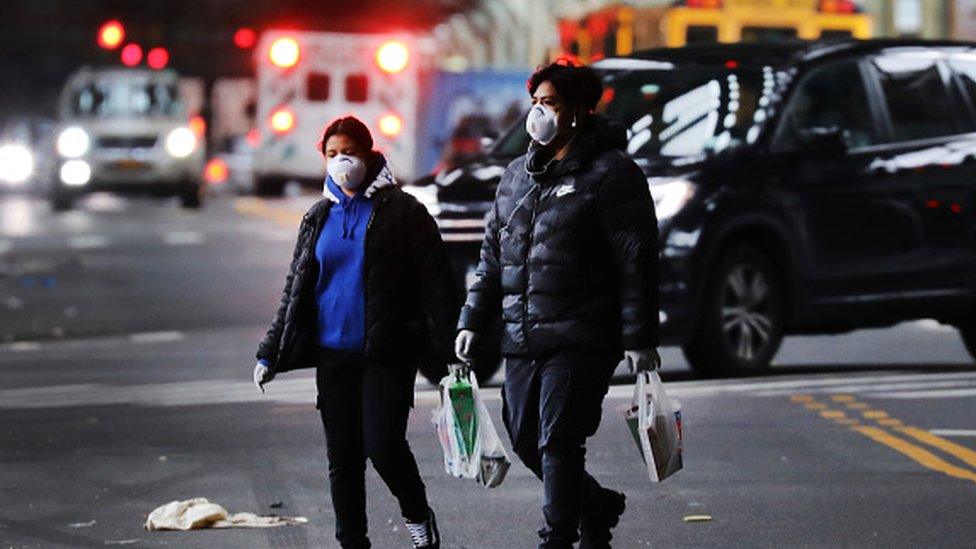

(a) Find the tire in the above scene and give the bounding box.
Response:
[180,187,202,209]
[50,190,73,212]
[683,245,785,376]
[959,323,976,366]
[255,177,284,197]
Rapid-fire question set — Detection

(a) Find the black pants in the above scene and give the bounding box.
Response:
[502,352,617,548]
[315,351,429,549]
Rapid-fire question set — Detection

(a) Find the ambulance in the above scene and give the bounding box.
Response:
[252,31,430,195]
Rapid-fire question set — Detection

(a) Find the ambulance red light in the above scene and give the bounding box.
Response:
[147,47,169,70]
[376,41,409,73]
[98,20,125,50]
[270,109,296,134]
[269,37,300,68]
[378,114,403,137]
[121,44,143,67]
[234,28,257,49]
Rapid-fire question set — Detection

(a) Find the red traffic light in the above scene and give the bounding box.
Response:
[121,43,143,67]
[376,41,409,73]
[98,20,125,50]
[269,37,300,68]
[234,28,257,49]
[147,47,169,70]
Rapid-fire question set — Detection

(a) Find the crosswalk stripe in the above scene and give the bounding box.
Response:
[873,387,976,399]
[162,231,204,245]
[68,235,109,249]
[930,429,976,437]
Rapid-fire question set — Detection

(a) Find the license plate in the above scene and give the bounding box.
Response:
[111,159,146,171]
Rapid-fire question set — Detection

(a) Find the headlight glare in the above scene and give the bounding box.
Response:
[57,127,90,158]
[165,127,197,158]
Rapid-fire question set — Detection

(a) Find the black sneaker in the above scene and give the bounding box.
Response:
[405,508,440,548]
[579,489,626,549]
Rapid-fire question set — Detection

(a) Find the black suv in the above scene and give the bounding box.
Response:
[409,39,976,377]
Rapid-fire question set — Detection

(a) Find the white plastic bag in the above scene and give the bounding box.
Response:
[433,371,511,488]
[623,370,683,482]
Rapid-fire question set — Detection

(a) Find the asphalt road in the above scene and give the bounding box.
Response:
[2,192,975,548]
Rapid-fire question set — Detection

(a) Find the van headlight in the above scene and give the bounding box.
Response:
[56,127,90,158]
[0,144,34,185]
[649,179,695,221]
[165,127,197,158]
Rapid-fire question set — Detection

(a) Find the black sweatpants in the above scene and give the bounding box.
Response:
[315,351,429,549]
[502,352,618,548]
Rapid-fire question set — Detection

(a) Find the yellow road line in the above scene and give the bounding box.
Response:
[820,410,847,420]
[234,198,304,229]
[863,410,889,419]
[877,418,903,427]
[831,395,856,402]
[895,426,976,470]
[852,426,976,484]
[804,402,828,410]
[790,394,814,403]
[846,402,870,410]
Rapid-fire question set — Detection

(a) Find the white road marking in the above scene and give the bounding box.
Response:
[129,331,184,344]
[162,231,204,245]
[929,429,976,437]
[68,235,109,249]
[3,341,41,352]
[751,375,976,397]
[873,387,976,399]
[911,319,956,332]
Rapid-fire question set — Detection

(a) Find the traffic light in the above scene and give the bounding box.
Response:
[269,37,300,68]
[147,47,169,70]
[376,41,408,73]
[98,20,125,50]
[121,44,143,67]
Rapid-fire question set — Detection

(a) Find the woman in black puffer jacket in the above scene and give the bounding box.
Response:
[456,61,661,549]
[253,116,459,549]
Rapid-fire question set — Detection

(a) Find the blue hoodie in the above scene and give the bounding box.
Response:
[313,176,374,350]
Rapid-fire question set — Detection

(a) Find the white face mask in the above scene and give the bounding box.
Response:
[327,154,367,190]
[525,104,559,145]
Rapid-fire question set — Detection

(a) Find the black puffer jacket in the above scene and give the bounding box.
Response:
[257,160,460,374]
[458,116,659,358]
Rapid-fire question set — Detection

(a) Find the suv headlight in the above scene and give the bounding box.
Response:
[650,179,695,221]
[56,127,90,158]
[165,127,197,158]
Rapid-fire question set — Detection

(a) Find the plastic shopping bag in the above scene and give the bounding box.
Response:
[623,370,683,482]
[433,371,511,488]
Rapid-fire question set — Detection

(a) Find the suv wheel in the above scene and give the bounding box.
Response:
[959,323,976,366]
[683,245,785,375]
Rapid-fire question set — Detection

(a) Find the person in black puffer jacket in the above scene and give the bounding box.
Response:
[455,61,661,548]
[253,117,459,549]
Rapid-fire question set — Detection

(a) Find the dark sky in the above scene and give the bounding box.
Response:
[0,0,473,120]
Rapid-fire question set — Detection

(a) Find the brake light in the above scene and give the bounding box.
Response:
[378,113,403,137]
[205,158,229,184]
[269,37,300,68]
[270,108,296,134]
[189,115,206,138]
[246,128,261,147]
[725,59,739,69]
[376,41,409,73]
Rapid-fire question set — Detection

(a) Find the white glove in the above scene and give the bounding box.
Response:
[253,362,275,393]
[624,349,661,373]
[448,362,470,379]
[455,330,478,364]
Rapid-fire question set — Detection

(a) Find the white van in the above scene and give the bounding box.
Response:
[50,67,205,210]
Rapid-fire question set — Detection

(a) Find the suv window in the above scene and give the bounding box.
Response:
[872,54,958,141]
[946,56,976,131]
[773,59,878,151]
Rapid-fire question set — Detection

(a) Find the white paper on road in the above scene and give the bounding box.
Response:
[144,498,307,530]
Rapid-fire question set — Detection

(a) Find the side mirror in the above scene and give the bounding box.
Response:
[794,126,847,157]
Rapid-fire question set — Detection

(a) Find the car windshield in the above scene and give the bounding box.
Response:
[596,60,774,158]
[69,79,184,118]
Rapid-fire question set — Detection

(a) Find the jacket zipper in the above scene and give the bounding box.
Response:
[522,187,539,357]
[362,202,378,357]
